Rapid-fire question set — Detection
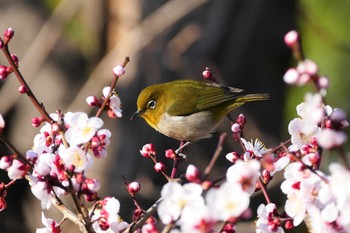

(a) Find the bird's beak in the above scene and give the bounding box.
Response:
[131,109,144,120]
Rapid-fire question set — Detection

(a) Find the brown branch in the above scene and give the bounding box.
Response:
[1,44,54,123]
[202,133,227,180]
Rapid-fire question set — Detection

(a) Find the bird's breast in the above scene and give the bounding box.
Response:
[156,111,221,141]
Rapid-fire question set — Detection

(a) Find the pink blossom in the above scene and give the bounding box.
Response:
[317,129,347,149]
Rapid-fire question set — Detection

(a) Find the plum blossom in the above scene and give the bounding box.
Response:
[226,159,260,194]
[92,197,129,232]
[91,129,112,159]
[102,87,122,118]
[241,138,270,159]
[36,212,61,233]
[59,146,93,173]
[206,181,250,221]
[179,204,215,233]
[64,112,104,146]
[317,129,347,149]
[157,182,204,224]
[7,159,28,180]
[256,203,284,233]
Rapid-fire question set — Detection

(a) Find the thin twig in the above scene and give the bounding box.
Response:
[123,198,163,233]
[202,133,227,180]
[1,44,54,123]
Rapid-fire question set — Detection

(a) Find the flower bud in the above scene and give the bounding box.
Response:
[317,76,329,90]
[225,152,240,163]
[128,181,141,195]
[297,59,318,76]
[0,156,13,170]
[86,95,100,107]
[231,123,241,133]
[284,220,294,230]
[283,68,299,85]
[17,85,28,94]
[236,114,246,126]
[31,117,43,127]
[154,162,165,172]
[284,30,299,48]
[3,28,14,42]
[140,143,156,158]
[165,149,176,159]
[0,65,10,80]
[185,164,200,183]
[112,65,125,77]
[11,54,19,66]
[202,67,213,80]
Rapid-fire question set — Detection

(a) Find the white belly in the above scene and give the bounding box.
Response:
[156,112,221,141]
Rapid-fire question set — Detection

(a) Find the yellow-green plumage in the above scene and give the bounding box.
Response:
[133,79,269,141]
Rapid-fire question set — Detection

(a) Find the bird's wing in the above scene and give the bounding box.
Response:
[165,81,244,116]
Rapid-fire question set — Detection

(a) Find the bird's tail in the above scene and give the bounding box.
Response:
[238,93,270,103]
[227,93,269,111]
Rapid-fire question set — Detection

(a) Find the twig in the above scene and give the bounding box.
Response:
[95,56,130,118]
[202,133,227,180]
[123,198,163,233]
[1,44,54,123]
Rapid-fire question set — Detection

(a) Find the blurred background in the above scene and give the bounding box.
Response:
[0,0,349,232]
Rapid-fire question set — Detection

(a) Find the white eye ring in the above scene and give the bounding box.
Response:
[147,100,156,109]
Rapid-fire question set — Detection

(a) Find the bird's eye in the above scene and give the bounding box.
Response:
[147,100,156,109]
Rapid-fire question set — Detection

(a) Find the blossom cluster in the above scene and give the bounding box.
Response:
[0,27,129,233]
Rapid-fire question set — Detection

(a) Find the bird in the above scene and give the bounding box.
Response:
[131,79,269,142]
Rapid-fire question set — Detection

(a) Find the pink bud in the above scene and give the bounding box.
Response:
[283,68,299,84]
[297,59,318,76]
[225,152,240,163]
[262,169,272,183]
[185,164,200,183]
[154,162,165,172]
[284,30,299,48]
[0,156,13,170]
[202,67,213,80]
[317,76,329,89]
[165,149,176,159]
[128,181,141,195]
[231,123,241,133]
[86,95,100,107]
[140,143,156,158]
[31,117,43,127]
[285,220,294,230]
[112,65,125,77]
[11,54,19,66]
[0,65,10,80]
[3,28,14,42]
[17,85,28,94]
[236,114,246,126]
